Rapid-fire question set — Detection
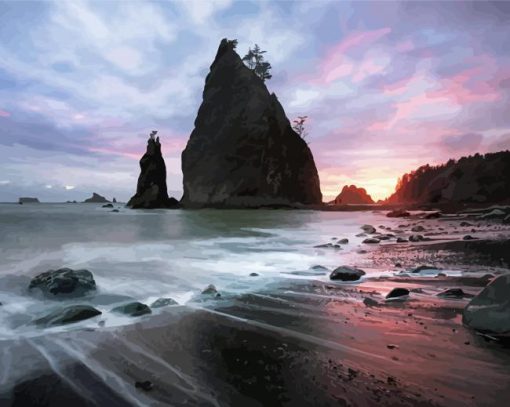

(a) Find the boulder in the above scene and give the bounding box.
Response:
[181,39,322,208]
[102,203,114,208]
[462,274,510,334]
[411,265,440,274]
[437,288,471,299]
[150,298,178,308]
[386,288,410,300]
[34,305,101,327]
[408,234,424,242]
[127,133,180,209]
[29,268,96,298]
[338,238,349,244]
[463,235,477,240]
[396,237,408,243]
[411,225,425,232]
[84,193,110,203]
[112,302,151,317]
[202,284,219,295]
[363,297,379,307]
[387,209,410,218]
[329,266,366,282]
[310,265,329,271]
[362,238,380,244]
[361,225,376,234]
[460,221,473,227]
[424,212,441,219]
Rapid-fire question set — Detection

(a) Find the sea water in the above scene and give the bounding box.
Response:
[0,203,401,339]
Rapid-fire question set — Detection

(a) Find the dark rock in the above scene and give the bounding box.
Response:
[357,249,367,254]
[112,197,117,203]
[361,224,376,234]
[462,274,510,334]
[408,234,424,242]
[150,298,178,308]
[504,214,510,224]
[249,272,259,277]
[331,185,374,205]
[314,243,333,248]
[460,221,473,227]
[356,233,366,237]
[18,197,39,204]
[102,203,114,208]
[424,212,441,219]
[329,266,366,282]
[363,297,379,307]
[480,209,506,219]
[411,225,425,232]
[29,268,96,298]
[411,265,440,273]
[386,209,410,218]
[128,133,180,209]
[202,284,218,295]
[112,302,151,317]
[181,39,321,208]
[395,262,402,268]
[386,288,410,300]
[396,237,408,243]
[111,209,119,213]
[135,381,153,391]
[338,238,349,244]
[437,288,471,299]
[362,238,380,244]
[386,344,399,349]
[310,265,329,271]
[34,305,101,327]
[84,193,110,203]
[463,235,477,240]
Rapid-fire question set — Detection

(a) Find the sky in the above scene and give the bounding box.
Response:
[0,0,509,202]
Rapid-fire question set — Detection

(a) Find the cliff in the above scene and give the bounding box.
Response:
[385,151,510,205]
[331,185,374,205]
[128,135,179,209]
[181,38,322,208]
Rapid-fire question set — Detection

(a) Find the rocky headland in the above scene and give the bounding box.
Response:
[83,193,110,203]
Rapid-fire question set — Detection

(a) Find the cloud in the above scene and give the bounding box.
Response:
[440,133,484,153]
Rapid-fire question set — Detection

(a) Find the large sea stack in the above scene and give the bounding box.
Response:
[128,133,178,209]
[181,38,322,208]
[331,185,374,205]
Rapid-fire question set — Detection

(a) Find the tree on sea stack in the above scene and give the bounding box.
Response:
[242,44,272,82]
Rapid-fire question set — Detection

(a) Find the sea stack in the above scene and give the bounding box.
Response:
[128,132,179,209]
[181,38,322,208]
[331,185,374,205]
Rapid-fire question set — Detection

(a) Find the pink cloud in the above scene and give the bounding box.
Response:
[313,27,391,84]
[0,109,11,117]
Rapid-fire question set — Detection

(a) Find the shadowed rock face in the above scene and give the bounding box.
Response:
[128,137,179,209]
[331,185,374,205]
[181,38,322,208]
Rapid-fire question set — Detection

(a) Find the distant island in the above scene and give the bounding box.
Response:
[330,185,374,205]
[83,193,110,203]
[18,197,39,204]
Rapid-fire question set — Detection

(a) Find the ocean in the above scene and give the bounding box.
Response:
[0,203,391,339]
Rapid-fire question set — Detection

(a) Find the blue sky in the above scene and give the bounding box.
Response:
[0,0,509,202]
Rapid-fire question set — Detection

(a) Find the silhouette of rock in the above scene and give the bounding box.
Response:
[331,185,374,205]
[84,193,109,203]
[128,135,180,209]
[18,197,39,204]
[181,38,322,208]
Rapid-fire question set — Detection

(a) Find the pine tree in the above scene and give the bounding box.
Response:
[242,44,272,82]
